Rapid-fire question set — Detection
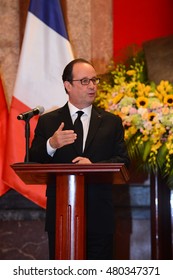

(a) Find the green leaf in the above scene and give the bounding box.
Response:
[142,141,152,162]
[157,143,167,169]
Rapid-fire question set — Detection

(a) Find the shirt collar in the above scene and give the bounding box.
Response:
[68,101,92,117]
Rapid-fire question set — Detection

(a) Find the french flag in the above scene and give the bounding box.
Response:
[3,0,74,208]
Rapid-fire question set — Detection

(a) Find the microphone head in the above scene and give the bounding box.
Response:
[17,106,45,120]
[35,105,45,115]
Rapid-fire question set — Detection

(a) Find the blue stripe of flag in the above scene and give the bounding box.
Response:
[29,0,68,39]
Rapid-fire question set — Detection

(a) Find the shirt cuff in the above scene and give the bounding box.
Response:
[47,138,57,157]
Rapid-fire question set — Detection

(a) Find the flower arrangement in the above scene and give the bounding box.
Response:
[95,54,173,188]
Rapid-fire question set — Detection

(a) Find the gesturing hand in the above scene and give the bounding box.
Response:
[49,122,77,149]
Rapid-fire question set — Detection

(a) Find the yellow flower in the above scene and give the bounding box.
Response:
[163,94,173,106]
[142,135,149,141]
[148,112,156,123]
[136,96,148,108]
[115,111,124,119]
[151,141,162,152]
[157,80,173,93]
[126,70,136,76]
[112,93,124,104]
[155,90,164,101]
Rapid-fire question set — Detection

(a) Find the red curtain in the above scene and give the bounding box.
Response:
[113,0,173,61]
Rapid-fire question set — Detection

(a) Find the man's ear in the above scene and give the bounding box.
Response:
[64,81,72,93]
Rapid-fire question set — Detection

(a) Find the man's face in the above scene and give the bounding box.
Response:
[64,62,98,109]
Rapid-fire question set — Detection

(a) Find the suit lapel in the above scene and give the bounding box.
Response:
[84,106,102,152]
[59,103,73,129]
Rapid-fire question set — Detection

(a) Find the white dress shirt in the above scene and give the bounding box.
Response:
[47,101,92,156]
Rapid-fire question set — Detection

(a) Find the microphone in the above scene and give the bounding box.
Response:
[17,106,45,120]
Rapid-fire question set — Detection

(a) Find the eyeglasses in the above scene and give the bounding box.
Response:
[71,77,100,85]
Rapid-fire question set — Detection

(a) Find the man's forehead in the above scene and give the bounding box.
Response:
[73,62,96,76]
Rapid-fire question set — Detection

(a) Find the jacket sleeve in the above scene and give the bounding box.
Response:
[29,115,55,163]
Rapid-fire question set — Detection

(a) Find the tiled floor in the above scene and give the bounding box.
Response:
[0,220,48,260]
[0,218,151,260]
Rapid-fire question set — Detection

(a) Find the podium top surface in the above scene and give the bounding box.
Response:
[11,163,129,185]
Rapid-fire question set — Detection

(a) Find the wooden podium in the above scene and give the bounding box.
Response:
[11,163,129,260]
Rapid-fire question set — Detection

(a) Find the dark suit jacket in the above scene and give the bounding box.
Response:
[29,103,130,234]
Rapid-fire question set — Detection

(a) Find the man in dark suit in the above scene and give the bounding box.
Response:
[29,58,130,260]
